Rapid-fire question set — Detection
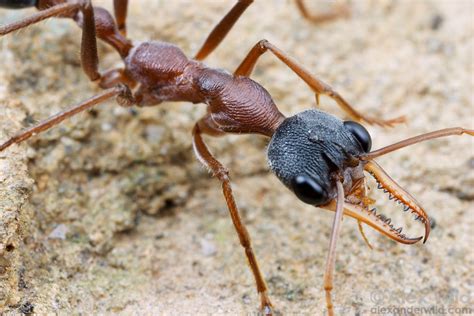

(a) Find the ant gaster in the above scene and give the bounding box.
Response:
[0,1,472,315]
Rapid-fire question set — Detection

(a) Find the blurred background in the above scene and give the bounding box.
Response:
[0,0,473,314]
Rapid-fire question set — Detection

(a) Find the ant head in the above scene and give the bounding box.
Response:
[268,109,431,245]
[268,109,369,206]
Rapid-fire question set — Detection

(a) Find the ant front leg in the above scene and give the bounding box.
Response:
[192,119,273,315]
[235,40,405,127]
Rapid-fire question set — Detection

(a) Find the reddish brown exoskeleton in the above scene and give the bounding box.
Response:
[0,1,472,315]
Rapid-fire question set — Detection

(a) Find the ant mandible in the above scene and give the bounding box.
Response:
[0,1,472,315]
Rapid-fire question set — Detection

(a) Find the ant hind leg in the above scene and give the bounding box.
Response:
[0,2,80,36]
[0,0,101,82]
[0,85,133,153]
[113,0,128,36]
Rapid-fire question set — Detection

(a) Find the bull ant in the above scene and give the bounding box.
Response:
[0,1,472,315]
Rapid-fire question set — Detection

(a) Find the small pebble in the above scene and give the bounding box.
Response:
[200,238,217,257]
[48,224,68,240]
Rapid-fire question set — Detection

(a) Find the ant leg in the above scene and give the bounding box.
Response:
[295,0,350,24]
[80,6,133,59]
[323,181,345,316]
[192,120,273,315]
[194,0,254,61]
[0,2,80,35]
[0,85,132,153]
[98,68,136,90]
[76,4,134,81]
[0,0,100,81]
[79,0,100,81]
[235,40,405,127]
[113,0,128,36]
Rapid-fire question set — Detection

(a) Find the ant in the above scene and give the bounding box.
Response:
[0,1,472,315]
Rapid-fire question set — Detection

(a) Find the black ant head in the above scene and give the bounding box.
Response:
[268,110,369,205]
[268,109,430,245]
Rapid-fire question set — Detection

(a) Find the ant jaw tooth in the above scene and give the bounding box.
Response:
[376,181,424,227]
[414,214,424,221]
[333,201,423,245]
[364,160,430,243]
[396,227,403,233]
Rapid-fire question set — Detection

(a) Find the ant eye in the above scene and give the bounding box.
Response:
[292,175,328,205]
[343,121,372,152]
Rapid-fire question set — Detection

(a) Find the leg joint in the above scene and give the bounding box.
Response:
[215,167,230,182]
[243,241,253,253]
[258,39,270,50]
[115,84,135,107]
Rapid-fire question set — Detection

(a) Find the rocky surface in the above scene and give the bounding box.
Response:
[0,0,472,314]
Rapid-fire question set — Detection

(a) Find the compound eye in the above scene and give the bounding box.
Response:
[343,121,372,152]
[292,175,328,205]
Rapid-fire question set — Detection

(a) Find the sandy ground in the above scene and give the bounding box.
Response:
[0,0,473,315]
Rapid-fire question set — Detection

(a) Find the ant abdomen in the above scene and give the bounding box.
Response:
[0,0,37,9]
